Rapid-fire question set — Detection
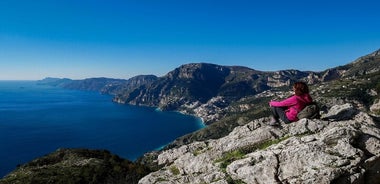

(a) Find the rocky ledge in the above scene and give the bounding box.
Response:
[139,104,380,184]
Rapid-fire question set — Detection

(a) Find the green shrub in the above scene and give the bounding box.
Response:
[256,136,290,150]
[215,150,245,171]
[169,165,180,175]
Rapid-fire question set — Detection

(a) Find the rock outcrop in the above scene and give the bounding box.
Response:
[138,104,380,184]
[370,99,380,115]
[0,149,151,184]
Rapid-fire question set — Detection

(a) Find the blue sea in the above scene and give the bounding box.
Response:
[0,81,204,177]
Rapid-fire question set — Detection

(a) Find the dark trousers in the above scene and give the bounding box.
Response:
[270,107,291,124]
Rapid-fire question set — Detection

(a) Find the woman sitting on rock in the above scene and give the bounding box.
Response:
[268,81,313,125]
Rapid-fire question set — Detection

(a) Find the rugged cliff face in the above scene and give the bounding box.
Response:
[112,64,321,124]
[138,104,380,184]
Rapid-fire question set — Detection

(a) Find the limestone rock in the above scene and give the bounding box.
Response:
[322,103,358,121]
[370,99,380,114]
[139,104,380,184]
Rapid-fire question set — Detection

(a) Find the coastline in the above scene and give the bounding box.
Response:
[155,107,206,128]
[0,82,205,177]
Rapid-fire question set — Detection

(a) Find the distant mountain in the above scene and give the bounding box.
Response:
[100,75,158,95]
[38,77,126,91]
[316,49,380,81]
[38,75,157,95]
[37,77,73,87]
[341,48,380,77]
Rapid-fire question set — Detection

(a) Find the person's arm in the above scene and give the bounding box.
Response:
[269,96,297,107]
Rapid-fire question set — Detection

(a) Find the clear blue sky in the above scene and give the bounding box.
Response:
[1,0,379,80]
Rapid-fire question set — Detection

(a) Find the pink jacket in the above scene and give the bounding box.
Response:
[269,93,313,122]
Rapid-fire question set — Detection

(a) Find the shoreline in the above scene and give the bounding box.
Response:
[154,107,206,128]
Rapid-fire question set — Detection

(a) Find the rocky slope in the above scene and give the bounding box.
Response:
[138,104,380,184]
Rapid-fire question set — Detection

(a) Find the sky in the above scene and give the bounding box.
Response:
[0,0,379,80]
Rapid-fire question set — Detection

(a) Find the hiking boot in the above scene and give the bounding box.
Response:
[268,117,279,126]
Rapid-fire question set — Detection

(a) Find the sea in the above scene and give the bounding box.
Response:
[0,81,205,177]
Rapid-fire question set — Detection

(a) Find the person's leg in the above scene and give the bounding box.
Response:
[269,107,280,125]
[274,107,291,124]
[270,106,280,120]
[270,107,291,124]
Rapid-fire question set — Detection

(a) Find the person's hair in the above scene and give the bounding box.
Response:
[293,82,309,96]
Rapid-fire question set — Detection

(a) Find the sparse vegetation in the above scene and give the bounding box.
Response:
[192,147,208,156]
[316,71,380,110]
[226,175,247,184]
[256,136,291,150]
[215,150,246,171]
[214,135,291,173]
[169,165,180,175]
